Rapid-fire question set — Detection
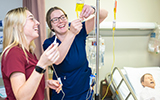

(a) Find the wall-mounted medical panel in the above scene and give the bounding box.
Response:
[89,22,157,36]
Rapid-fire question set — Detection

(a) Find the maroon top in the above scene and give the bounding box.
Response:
[1,46,45,100]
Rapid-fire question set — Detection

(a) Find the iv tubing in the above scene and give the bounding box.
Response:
[102,29,115,100]
[102,0,117,100]
[76,11,79,18]
[51,65,65,100]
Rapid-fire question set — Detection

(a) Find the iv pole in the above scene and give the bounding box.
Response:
[95,0,100,99]
[94,0,117,99]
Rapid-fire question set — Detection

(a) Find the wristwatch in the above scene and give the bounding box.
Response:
[35,66,46,74]
[91,6,96,14]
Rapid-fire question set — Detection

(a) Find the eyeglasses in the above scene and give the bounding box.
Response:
[50,14,67,24]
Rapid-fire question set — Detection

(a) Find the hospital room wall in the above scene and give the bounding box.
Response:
[0,0,22,20]
[45,0,160,24]
[99,36,160,81]
[45,0,160,81]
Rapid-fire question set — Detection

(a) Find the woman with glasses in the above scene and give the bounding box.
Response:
[43,5,108,100]
[1,7,62,100]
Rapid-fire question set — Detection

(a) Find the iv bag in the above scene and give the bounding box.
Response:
[75,0,84,18]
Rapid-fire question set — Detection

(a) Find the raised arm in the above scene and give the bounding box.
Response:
[10,43,61,100]
[54,19,82,65]
[80,5,108,34]
[53,5,108,65]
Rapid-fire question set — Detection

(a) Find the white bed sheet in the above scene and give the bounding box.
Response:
[112,66,160,100]
[123,67,160,100]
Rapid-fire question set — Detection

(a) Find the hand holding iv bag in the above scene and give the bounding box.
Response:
[75,0,84,18]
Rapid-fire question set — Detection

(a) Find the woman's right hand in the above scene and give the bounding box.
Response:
[69,18,82,35]
[47,80,62,93]
[37,43,60,68]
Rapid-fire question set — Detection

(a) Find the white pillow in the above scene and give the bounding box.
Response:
[123,67,160,99]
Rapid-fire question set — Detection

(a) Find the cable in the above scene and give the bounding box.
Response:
[51,35,65,100]
[101,0,117,100]
[51,65,65,100]
[86,88,93,100]
[86,75,96,100]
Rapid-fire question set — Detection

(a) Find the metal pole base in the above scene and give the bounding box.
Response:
[95,94,100,100]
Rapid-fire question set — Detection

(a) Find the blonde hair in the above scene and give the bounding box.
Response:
[1,7,36,59]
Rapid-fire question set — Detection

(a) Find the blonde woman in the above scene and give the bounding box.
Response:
[1,7,61,100]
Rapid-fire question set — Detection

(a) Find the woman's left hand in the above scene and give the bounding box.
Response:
[47,80,62,93]
[79,5,94,20]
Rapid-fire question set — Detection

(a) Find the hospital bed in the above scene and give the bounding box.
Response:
[105,66,160,100]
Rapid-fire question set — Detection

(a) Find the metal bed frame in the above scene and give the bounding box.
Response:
[105,67,138,100]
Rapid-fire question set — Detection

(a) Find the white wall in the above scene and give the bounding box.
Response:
[0,0,22,20]
[99,36,160,81]
[106,0,160,24]
[45,0,160,24]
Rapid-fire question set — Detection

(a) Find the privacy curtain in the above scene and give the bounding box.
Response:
[23,0,46,59]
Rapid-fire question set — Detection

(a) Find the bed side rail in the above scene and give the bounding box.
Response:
[107,67,138,100]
